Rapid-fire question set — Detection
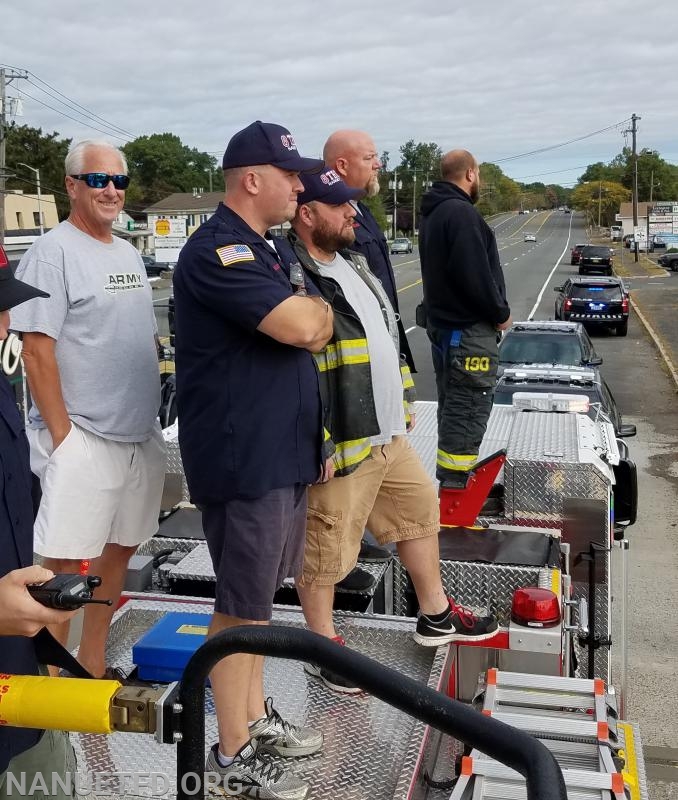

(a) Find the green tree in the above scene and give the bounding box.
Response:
[5,124,71,219]
[122,133,223,209]
[570,180,630,227]
[362,192,388,235]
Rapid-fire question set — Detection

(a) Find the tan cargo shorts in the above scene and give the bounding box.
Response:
[300,435,439,586]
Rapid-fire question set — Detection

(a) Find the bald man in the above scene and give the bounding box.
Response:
[324,130,415,372]
[418,150,511,490]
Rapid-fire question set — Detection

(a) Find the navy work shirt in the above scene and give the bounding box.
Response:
[0,373,41,772]
[172,203,324,505]
[352,202,415,371]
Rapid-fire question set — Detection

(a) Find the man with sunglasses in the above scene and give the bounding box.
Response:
[10,139,166,680]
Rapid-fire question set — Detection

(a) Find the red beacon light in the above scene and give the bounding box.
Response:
[511,587,561,627]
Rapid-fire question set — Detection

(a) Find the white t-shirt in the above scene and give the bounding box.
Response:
[314,253,406,445]
[11,221,161,442]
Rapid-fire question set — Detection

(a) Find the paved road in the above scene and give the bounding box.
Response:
[151,216,678,794]
[390,212,678,796]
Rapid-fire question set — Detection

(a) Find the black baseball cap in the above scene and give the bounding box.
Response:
[222,121,324,173]
[0,247,49,312]
[298,167,365,206]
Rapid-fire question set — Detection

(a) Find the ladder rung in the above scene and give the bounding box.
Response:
[492,711,604,738]
[489,669,604,694]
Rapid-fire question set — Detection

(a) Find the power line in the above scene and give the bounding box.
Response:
[25,77,134,139]
[16,87,129,142]
[493,119,631,164]
[0,63,134,140]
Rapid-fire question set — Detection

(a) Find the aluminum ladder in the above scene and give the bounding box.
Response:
[448,669,643,800]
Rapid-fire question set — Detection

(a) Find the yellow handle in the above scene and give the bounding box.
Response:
[0,674,119,734]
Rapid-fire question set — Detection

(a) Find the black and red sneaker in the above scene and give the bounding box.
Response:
[413,598,499,646]
[304,635,363,694]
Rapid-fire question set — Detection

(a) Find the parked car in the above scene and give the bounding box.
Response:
[524,233,537,243]
[390,237,413,255]
[658,252,678,271]
[578,245,613,275]
[570,243,586,265]
[141,255,171,276]
[623,234,634,248]
[493,365,636,438]
[634,235,667,252]
[554,276,629,336]
[498,321,602,376]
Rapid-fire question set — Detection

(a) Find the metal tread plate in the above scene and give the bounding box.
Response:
[72,597,447,800]
[167,542,390,595]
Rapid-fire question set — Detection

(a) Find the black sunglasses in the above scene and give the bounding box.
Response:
[70,173,130,190]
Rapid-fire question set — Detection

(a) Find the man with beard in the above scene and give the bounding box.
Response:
[323,130,415,372]
[418,150,511,490]
[287,167,498,694]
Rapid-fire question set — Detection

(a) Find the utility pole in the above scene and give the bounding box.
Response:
[630,113,640,263]
[597,181,603,229]
[0,68,28,244]
[412,170,417,239]
[389,169,401,240]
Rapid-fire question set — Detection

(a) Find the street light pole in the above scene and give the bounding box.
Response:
[412,170,417,239]
[18,163,44,236]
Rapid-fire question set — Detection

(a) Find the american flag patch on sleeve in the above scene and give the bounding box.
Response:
[216,244,255,266]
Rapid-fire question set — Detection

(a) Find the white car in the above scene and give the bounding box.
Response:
[524,233,537,243]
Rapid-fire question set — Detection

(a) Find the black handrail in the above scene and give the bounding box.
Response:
[176,626,567,800]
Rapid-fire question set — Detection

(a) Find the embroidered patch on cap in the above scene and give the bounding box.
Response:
[216,244,255,267]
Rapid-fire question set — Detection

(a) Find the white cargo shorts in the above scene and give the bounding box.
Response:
[29,421,167,559]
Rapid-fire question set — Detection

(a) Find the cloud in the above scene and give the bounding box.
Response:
[3,0,677,187]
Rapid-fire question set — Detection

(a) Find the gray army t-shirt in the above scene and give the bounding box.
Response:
[11,221,160,442]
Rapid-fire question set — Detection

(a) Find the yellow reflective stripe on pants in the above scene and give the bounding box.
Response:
[333,438,372,471]
[314,339,369,372]
[436,450,478,471]
[400,364,414,389]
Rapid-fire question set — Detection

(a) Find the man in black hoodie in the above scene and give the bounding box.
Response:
[419,150,512,489]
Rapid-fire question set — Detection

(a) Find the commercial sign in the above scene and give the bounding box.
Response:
[153,217,188,264]
[647,203,678,245]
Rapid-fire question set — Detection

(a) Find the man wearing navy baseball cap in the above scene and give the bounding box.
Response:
[174,123,333,799]
[287,168,499,694]
[222,120,325,173]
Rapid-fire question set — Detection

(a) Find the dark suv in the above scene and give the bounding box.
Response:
[554,276,629,336]
[578,245,612,275]
[498,321,602,376]
[570,243,586,265]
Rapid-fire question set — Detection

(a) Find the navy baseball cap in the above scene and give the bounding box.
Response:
[298,167,365,206]
[0,247,49,312]
[222,121,324,173]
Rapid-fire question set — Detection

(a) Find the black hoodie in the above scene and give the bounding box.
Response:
[419,181,510,329]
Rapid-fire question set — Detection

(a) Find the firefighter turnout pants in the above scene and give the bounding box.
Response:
[428,321,500,486]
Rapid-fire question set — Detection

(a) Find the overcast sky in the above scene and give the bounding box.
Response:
[3,0,677,189]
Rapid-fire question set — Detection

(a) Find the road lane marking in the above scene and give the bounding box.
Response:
[398,278,422,294]
[527,212,574,319]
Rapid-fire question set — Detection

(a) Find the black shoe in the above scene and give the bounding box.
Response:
[413,598,499,646]
[336,567,376,592]
[358,539,391,563]
[304,662,362,694]
[304,636,362,695]
[439,473,471,490]
[480,484,504,516]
